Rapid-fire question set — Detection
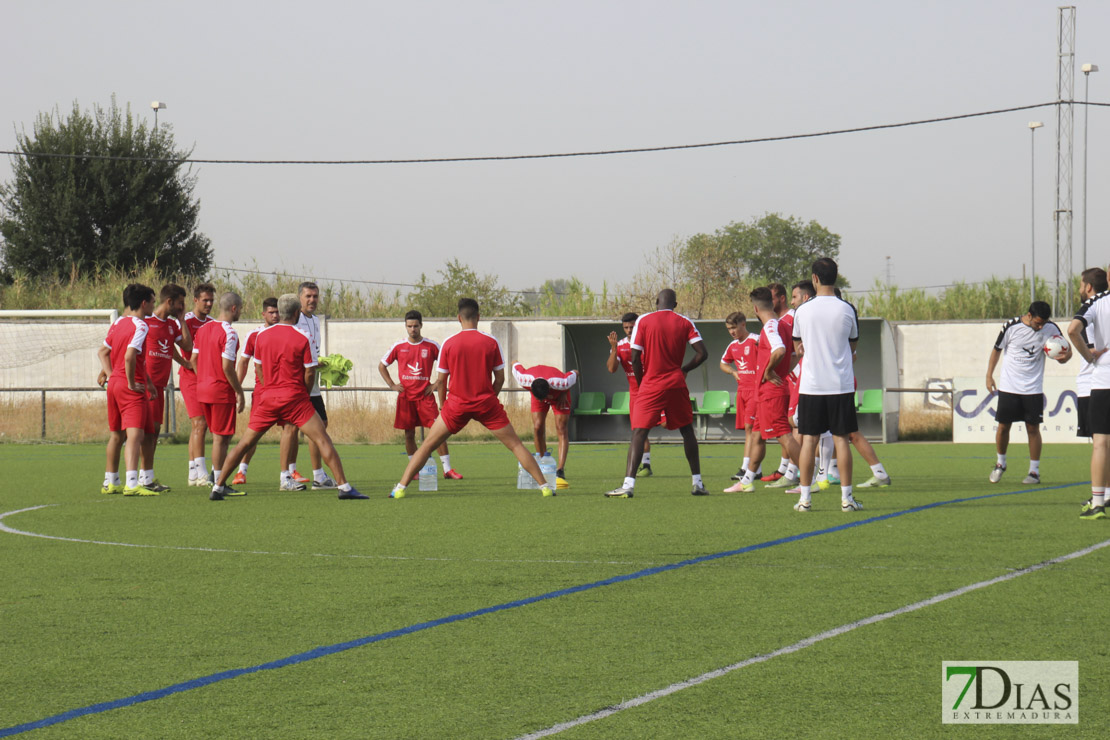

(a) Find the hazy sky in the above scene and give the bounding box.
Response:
[3,0,1108,302]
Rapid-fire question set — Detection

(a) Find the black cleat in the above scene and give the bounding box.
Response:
[691,484,710,496]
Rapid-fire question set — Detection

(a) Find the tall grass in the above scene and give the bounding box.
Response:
[851,276,1082,320]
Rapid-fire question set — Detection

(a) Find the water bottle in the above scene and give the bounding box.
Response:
[517,462,536,489]
[539,456,557,489]
[418,461,438,491]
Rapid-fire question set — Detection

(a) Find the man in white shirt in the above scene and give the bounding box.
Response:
[1073,269,1107,443]
[1068,278,1110,520]
[285,281,338,489]
[985,301,1071,485]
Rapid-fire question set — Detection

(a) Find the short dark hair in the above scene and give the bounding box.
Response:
[792,280,816,299]
[261,296,278,309]
[404,310,423,324]
[458,298,480,320]
[159,284,186,303]
[298,281,319,295]
[812,258,838,286]
[1082,268,1108,294]
[529,378,551,400]
[123,283,155,311]
[1029,301,1051,320]
[749,286,774,312]
[193,282,215,299]
[725,311,746,325]
[769,283,787,301]
[621,312,638,324]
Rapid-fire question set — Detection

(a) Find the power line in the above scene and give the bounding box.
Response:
[4,101,1103,166]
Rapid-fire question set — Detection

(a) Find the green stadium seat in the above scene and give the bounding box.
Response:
[573,391,606,415]
[696,390,731,415]
[856,389,883,414]
[690,394,699,413]
[606,391,630,415]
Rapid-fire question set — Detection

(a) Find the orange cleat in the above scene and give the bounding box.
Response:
[231,471,247,486]
[444,469,464,480]
[760,471,784,482]
[291,470,311,484]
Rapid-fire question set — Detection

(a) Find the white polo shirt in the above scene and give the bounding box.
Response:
[791,295,859,395]
[1074,291,1110,391]
[994,316,1062,395]
[295,312,322,397]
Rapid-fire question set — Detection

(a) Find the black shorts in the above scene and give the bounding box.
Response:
[797,393,858,437]
[311,395,328,424]
[1088,389,1110,435]
[995,391,1043,425]
[1077,394,1092,438]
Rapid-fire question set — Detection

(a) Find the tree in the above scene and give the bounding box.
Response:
[408,258,526,317]
[710,213,846,288]
[0,97,211,279]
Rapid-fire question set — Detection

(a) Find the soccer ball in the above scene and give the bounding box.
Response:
[1044,335,1069,359]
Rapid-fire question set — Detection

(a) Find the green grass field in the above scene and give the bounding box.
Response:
[1,441,1107,738]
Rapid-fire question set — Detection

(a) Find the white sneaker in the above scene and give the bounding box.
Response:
[841,498,864,512]
[188,477,208,487]
[792,501,811,512]
[280,479,307,491]
[988,464,1006,484]
[1022,472,1041,485]
[313,476,338,490]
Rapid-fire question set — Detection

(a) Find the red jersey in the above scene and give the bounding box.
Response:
[381,338,441,401]
[241,325,268,389]
[615,337,638,391]
[252,324,317,403]
[194,320,239,404]
[629,309,702,392]
[437,329,505,410]
[143,314,182,388]
[103,316,149,385]
[721,336,759,392]
[180,311,212,379]
[511,363,577,393]
[755,317,792,397]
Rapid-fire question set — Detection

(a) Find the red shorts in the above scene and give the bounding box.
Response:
[202,401,237,437]
[179,371,203,418]
[736,387,758,430]
[530,390,571,416]
[631,384,692,430]
[758,391,791,439]
[395,394,440,429]
[440,397,510,434]
[250,395,315,432]
[251,389,284,428]
[107,382,155,434]
[149,385,166,429]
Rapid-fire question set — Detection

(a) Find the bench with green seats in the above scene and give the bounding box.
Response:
[856,389,883,414]
[573,391,606,415]
[606,391,630,415]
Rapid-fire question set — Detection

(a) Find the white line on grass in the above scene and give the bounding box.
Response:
[0,505,652,567]
[513,537,1110,740]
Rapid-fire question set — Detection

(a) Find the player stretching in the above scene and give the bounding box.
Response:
[97,283,158,496]
[1069,276,1110,519]
[512,362,578,489]
[193,293,246,491]
[390,298,553,499]
[181,283,215,485]
[986,301,1070,484]
[605,289,708,498]
[379,310,463,480]
[732,288,800,492]
[607,312,654,475]
[140,284,193,492]
[285,281,337,489]
[792,258,862,513]
[720,311,761,490]
[212,294,366,501]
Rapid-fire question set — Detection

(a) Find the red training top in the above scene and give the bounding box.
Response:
[381,338,441,401]
[437,329,505,410]
[755,317,792,397]
[721,336,759,393]
[103,316,149,385]
[629,309,702,392]
[179,312,212,380]
[143,314,182,388]
[252,324,317,403]
[194,320,239,404]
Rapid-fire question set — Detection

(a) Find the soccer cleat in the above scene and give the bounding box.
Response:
[723,481,754,493]
[767,475,800,489]
[556,477,570,490]
[390,484,406,499]
[231,472,247,485]
[637,463,653,477]
[209,488,225,501]
[338,487,369,500]
[100,482,124,494]
[291,470,312,484]
[1022,472,1041,485]
[604,487,634,498]
[858,475,892,489]
[221,487,246,497]
[207,470,216,485]
[188,477,208,487]
[1080,498,1094,513]
[730,468,746,481]
[828,474,841,485]
[123,485,159,497]
[444,469,464,480]
[314,476,338,490]
[761,471,784,482]
[540,485,555,498]
[841,498,864,512]
[1079,505,1106,520]
[144,480,171,493]
[988,464,1006,483]
[817,479,831,491]
[691,484,710,496]
[786,486,802,495]
[280,479,307,492]
[792,501,811,512]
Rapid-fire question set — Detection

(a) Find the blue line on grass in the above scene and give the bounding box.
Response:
[0,481,1083,737]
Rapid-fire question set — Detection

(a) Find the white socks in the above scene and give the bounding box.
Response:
[692,474,703,487]
[777,457,790,474]
[104,471,120,485]
[239,462,249,474]
[997,453,1007,467]
[313,468,326,483]
[870,463,888,479]
[1029,460,1040,474]
[125,470,139,489]
[440,454,452,472]
[642,452,651,465]
[623,476,636,490]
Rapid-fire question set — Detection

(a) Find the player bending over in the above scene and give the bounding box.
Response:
[512,362,577,489]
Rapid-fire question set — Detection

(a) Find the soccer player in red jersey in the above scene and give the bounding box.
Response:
[390,298,552,499]
[512,362,577,489]
[211,294,366,500]
[193,292,246,491]
[97,283,158,496]
[140,284,193,492]
[379,310,462,479]
[232,297,290,487]
[606,312,654,476]
[181,283,215,485]
[284,282,337,489]
[720,311,761,491]
[732,287,801,492]
[763,282,796,482]
[605,289,708,498]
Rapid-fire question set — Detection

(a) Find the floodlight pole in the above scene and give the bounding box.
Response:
[1082,63,1099,271]
[150,101,167,130]
[1031,122,1044,304]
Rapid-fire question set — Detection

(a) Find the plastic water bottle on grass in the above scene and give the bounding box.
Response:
[539,456,557,489]
[418,462,437,491]
[517,462,535,489]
